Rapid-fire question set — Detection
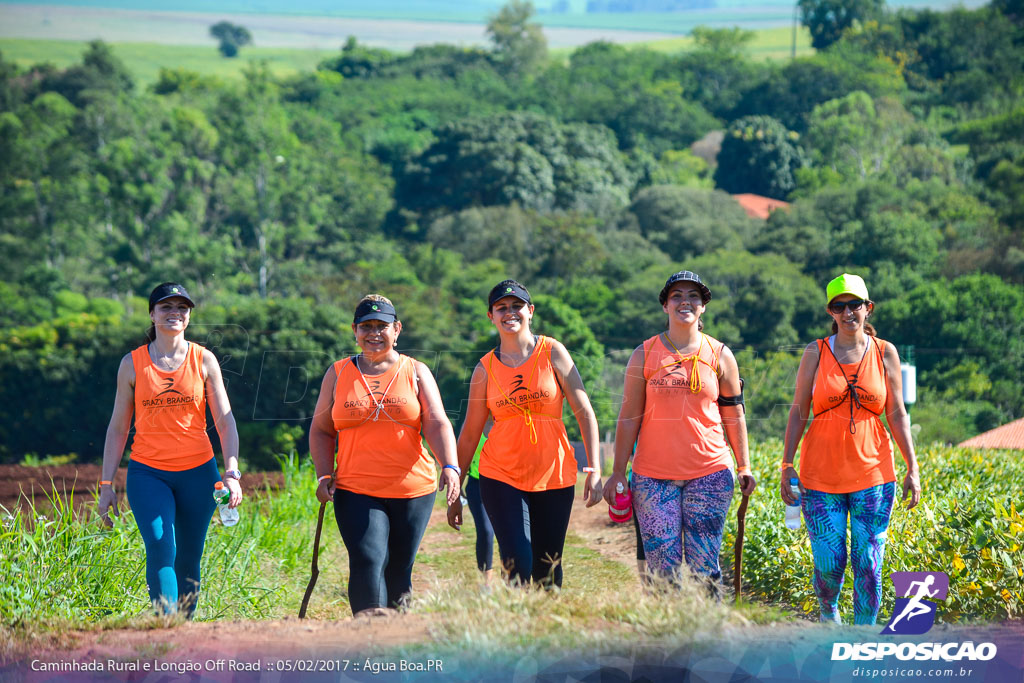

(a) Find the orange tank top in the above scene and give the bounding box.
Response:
[130,342,215,471]
[633,333,732,481]
[799,336,896,494]
[330,354,436,499]
[478,336,577,492]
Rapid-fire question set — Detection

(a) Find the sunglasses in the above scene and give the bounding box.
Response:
[828,299,868,314]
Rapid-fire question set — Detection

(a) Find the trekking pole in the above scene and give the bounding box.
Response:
[298,501,327,619]
[733,492,750,605]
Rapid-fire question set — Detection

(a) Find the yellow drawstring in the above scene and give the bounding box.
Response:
[484,338,546,445]
[659,333,716,393]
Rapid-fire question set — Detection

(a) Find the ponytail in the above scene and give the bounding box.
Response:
[145,324,156,343]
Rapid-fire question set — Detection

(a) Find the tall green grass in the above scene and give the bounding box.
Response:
[0,454,342,634]
[2,442,1018,660]
[725,441,1024,622]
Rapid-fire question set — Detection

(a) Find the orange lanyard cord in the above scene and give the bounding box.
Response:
[484,338,546,445]
[659,333,715,393]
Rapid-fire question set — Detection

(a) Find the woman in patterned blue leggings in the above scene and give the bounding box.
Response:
[781,274,920,625]
[802,483,895,623]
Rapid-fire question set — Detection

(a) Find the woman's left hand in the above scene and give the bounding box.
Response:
[738,472,757,496]
[225,477,243,507]
[446,498,463,531]
[439,467,461,506]
[583,471,603,508]
[902,468,921,509]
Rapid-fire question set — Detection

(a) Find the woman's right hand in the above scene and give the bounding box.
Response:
[98,486,118,528]
[603,472,628,506]
[779,465,802,505]
[316,477,335,504]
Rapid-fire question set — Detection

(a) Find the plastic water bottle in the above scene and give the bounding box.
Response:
[784,477,801,530]
[608,482,633,523]
[213,481,239,527]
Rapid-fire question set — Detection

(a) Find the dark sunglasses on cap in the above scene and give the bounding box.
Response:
[828,299,868,314]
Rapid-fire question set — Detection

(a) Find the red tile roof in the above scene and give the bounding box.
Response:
[958,416,1024,450]
[732,193,791,220]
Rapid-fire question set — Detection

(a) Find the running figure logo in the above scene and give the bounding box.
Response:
[156,378,184,397]
[509,374,528,395]
[881,571,949,635]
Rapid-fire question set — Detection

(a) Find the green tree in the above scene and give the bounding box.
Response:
[713,115,807,200]
[40,40,134,107]
[486,0,547,78]
[209,21,253,58]
[752,179,954,297]
[617,185,756,261]
[734,46,905,132]
[799,0,886,50]
[395,111,633,217]
[674,28,766,120]
[318,36,397,78]
[874,273,1024,415]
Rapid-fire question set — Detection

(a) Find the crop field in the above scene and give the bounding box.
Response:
[0,4,812,85]
[2,442,1020,669]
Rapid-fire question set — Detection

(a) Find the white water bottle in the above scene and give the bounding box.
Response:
[784,477,801,530]
[213,481,239,527]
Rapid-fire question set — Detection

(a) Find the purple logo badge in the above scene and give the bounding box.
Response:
[881,571,949,635]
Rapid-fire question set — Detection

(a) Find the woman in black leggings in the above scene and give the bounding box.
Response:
[309,295,461,614]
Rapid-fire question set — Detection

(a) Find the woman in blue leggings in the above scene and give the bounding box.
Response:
[99,283,242,617]
[781,274,920,624]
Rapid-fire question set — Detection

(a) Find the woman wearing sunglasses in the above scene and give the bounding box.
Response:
[780,273,920,625]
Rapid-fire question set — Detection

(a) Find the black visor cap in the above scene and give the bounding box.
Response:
[149,283,196,310]
[488,281,531,308]
[353,299,397,324]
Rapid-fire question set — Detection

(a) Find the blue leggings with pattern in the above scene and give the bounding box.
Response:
[631,468,734,581]
[801,482,895,625]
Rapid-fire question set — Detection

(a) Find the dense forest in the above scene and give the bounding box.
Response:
[1,0,1021,468]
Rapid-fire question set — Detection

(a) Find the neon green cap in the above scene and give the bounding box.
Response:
[826,273,869,304]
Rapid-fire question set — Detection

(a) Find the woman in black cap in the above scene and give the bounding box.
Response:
[450,280,603,588]
[99,282,242,617]
[605,271,755,590]
[309,294,461,615]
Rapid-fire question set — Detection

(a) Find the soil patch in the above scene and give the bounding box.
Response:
[0,464,282,514]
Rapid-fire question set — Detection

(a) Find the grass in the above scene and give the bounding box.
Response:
[636,25,812,59]
[0,20,810,87]
[0,38,332,85]
[3,442,1018,663]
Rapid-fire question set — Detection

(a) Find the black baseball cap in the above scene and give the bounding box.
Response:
[148,282,195,310]
[659,271,711,305]
[488,280,531,308]
[353,299,397,324]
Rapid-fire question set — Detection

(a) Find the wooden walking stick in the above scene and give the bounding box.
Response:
[298,501,327,619]
[733,492,750,604]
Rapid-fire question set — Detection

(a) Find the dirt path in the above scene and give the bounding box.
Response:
[5,493,639,665]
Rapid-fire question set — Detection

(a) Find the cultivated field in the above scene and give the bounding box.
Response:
[0,3,813,84]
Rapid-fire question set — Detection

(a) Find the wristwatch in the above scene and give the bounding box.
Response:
[224,469,241,480]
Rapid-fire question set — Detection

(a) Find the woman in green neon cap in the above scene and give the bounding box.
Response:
[780,273,921,625]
